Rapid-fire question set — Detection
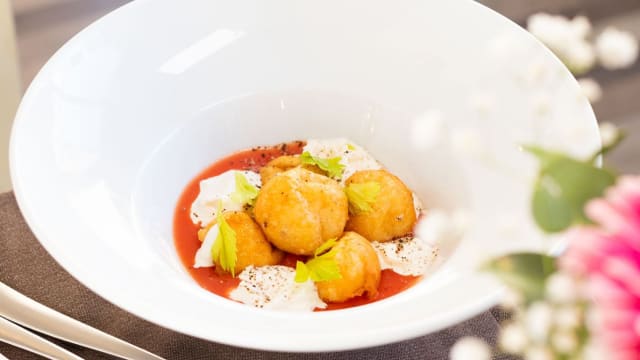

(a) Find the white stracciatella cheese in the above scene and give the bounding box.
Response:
[372,199,433,276]
[190,170,261,227]
[371,236,438,276]
[194,223,219,268]
[303,138,382,183]
[230,266,327,311]
[373,209,467,276]
[412,194,424,218]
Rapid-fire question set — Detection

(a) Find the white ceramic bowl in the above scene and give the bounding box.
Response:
[10,0,600,352]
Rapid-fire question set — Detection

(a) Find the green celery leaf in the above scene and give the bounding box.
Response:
[484,253,557,303]
[305,255,342,282]
[294,239,342,283]
[230,172,259,205]
[294,261,311,283]
[210,228,223,264]
[345,182,381,214]
[300,151,345,179]
[314,238,338,257]
[211,202,238,276]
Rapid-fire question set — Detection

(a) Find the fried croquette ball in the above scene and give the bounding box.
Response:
[316,232,381,303]
[254,167,348,255]
[213,211,283,274]
[345,170,417,242]
[259,155,323,185]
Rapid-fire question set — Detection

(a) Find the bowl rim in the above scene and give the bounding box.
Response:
[8,0,598,352]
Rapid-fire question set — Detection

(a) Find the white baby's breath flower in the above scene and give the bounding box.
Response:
[569,16,592,39]
[525,346,554,360]
[496,213,520,238]
[527,14,577,48]
[599,122,621,147]
[469,93,496,116]
[552,329,578,353]
[585,307,602,331]
[527,13,596,74]
[531,93,551,117]
[554,305,582,330]
[499,323,528,354]
[596,27,639,70]
[577,77,602,103]
[411,110,446,151]
[563,40,596,74]
[546,272,578,303]
[450,337,491,360]
[520,60,550,87]
[525,302,553,342]
[451,210,469,234]
[451,128,485,157]
[415,209,467,248]
[582,341,607,360]
[500,287,523,310]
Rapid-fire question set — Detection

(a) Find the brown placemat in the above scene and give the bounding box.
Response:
[0,191,509,359]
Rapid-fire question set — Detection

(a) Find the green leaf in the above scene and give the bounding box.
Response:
[230,172,259,206]
[522,145,564,169]
[532,176,573,232]
[524,145,617,233]
[314,238,338,257]
[294,239,342,283]
[300,151,345,179]
[211,202,238,276]
[589,130,626,164]
[294,261,311,282]
[532,157,615,232]
[484,253,557,303]
[345,182,381,214]
[306,256,342,282]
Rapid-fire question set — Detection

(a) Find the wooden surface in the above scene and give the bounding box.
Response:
[8,0,640,175]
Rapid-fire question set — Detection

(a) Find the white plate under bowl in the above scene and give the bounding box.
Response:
[10,0,600,352]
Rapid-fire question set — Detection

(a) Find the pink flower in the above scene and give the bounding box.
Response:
[561,176,640,359]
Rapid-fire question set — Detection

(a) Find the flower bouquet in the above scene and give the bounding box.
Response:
[450,13,639,360]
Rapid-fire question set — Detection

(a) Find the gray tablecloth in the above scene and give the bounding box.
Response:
[0,192,508,359]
